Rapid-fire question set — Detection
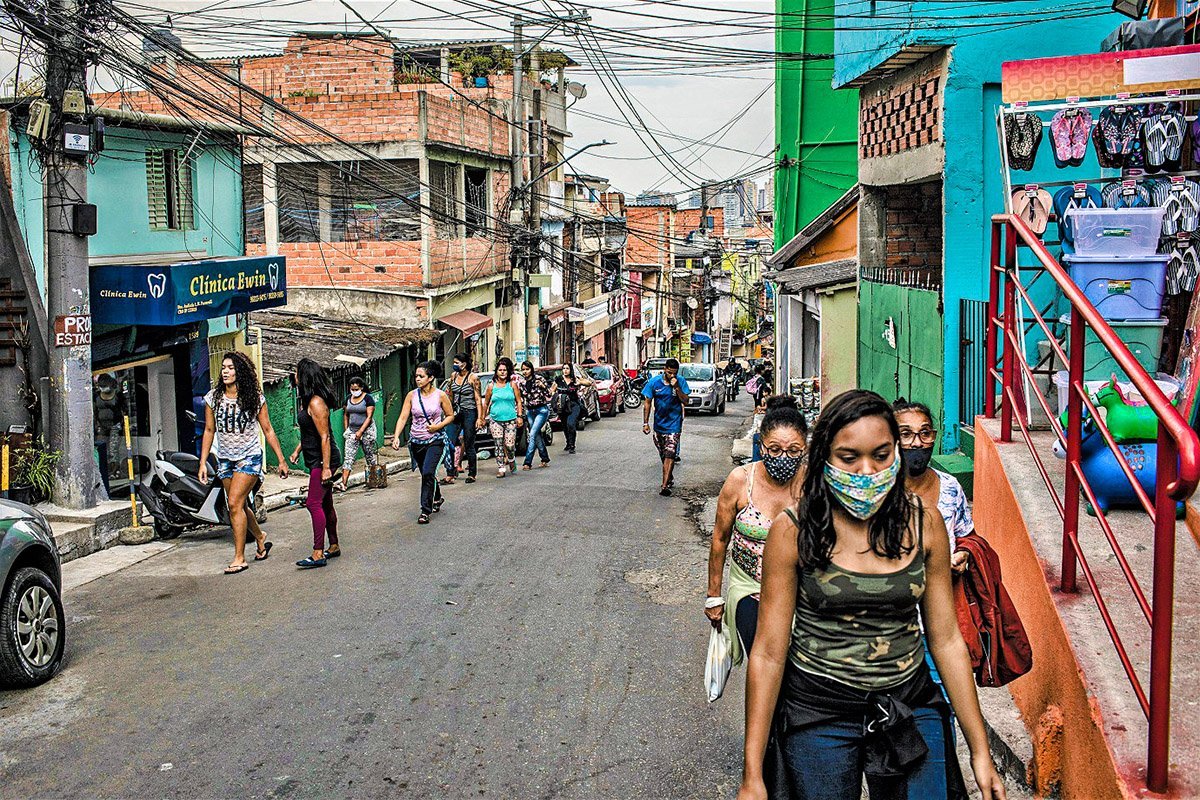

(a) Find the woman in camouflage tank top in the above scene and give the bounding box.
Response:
[736,391,1007,800]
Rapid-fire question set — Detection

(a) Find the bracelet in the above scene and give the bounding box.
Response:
[705,596,726,609]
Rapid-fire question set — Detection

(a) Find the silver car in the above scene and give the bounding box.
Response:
[680,363,727,415]
[0,499,65,687]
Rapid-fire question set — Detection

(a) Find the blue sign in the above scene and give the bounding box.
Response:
[92,256,287,325]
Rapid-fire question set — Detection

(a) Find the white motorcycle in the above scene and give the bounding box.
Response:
[135,449,265,540]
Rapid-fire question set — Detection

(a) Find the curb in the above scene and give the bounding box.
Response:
[262,456,412,512]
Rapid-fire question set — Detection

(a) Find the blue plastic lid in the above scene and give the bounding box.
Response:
[1058,314,1168,327]
[1062,253,1170,263]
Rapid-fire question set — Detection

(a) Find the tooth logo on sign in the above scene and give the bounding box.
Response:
[268,262,280,291]
[147,273,167,299]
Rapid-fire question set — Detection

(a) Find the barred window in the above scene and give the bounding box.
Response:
[329,160,420,243]
[277,163,321,244]
[464,167,489,237]
[243,163,265,245]
[428,160,458,239]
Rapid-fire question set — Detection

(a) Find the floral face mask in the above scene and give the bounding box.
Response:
[823,447,901,520]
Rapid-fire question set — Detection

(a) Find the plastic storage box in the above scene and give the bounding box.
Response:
[1051,371,1180,415]
[1058,315,1167,382]
[1063,207,1166,257]
[1063,253,1168,320]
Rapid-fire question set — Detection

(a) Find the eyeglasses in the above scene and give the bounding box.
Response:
[899,428,937,446]
[764,445,807,459]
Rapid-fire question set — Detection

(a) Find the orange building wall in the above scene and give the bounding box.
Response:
[794,206,858,267]
[973,425,1127,800]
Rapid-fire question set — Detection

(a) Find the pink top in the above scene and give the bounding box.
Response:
[409,387,446,443]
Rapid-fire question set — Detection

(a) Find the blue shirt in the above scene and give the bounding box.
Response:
[642,373,690,434]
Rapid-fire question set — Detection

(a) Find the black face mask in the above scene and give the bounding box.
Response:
[901,445,934,477]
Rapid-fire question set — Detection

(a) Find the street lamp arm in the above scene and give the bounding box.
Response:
[522,140,614,190]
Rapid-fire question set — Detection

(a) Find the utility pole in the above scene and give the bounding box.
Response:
[509,17,527,362]
[44,0,99,508]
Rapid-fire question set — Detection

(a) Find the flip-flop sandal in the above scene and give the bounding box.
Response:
[254,541,273,561]
[1094,105,1139,168]
[1011,187,1053,235]
[1168,236,1200,295]
[417,513,431,524]
[1005,112,1043,171]
[1050,108,1092,168]
[1101,179,1152,209]
[432,497,444,512]
[1141,109,1171,173]
[224,563,250,575]
[1053,185,1102,245]
[1160,107,1187,171]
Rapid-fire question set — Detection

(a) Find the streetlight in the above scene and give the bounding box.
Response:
[521,139,615,190]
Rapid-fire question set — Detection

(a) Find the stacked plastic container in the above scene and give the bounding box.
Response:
[1060,207,1168,382]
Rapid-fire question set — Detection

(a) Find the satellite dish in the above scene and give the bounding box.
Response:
[567,82,587,100]
[686,297,699,309]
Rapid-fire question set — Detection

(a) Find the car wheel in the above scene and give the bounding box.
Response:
[0,567,66,688]
[543,427,554,446]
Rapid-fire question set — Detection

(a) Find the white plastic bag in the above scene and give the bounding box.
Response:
[705,625,733,703]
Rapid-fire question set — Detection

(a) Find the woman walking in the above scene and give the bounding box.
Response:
[481,357,523,477]
[290,358,343,569]
[390,360,454,524]
[706,395,807,664]
[554,362,591,455]
[737,390,1007,800]
[197,351,289,575]
[519,360,552,470]
[443,353,482,484]
[340,376,378,490]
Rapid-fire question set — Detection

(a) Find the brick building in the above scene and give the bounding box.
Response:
[102,32,577,372]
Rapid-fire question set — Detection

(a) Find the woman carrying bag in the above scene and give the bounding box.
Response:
[390,361,454,524]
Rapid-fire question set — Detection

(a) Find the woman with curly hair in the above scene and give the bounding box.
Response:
[198,351,289,574]
[736,390,1006,800]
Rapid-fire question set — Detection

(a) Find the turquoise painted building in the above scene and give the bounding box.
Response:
[831,2,1122,460]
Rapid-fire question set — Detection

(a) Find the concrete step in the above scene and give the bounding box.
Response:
[38,499,132,563]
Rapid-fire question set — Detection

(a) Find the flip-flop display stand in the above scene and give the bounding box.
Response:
[997,90,1200,512]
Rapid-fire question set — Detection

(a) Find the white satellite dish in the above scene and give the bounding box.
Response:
[567,82,588,99]
[686,297,699,309]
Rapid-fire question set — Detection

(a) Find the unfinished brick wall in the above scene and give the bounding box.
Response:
[880,180,943,285]
[677,206,725,238]
[860,65,942,160]
[249,240,423,289]
[625,206,673,270]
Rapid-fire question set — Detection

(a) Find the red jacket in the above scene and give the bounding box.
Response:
[953,533,1033,687]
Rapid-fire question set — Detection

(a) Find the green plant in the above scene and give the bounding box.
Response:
[11,441,61,498]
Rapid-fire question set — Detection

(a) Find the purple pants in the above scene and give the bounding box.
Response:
[306,468,339,550]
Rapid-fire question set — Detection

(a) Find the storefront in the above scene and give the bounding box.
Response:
[89,255,287,497]
[581,292,629,365]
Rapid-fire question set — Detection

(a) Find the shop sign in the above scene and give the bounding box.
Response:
[1002,43,1200,102]
[92,256,287,326]
[53,313,91,347]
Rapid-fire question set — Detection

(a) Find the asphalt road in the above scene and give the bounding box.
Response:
[0,394,753,799]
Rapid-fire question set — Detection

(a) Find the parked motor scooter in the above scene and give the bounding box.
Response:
[624,374,647,409]
[136,449,265,540]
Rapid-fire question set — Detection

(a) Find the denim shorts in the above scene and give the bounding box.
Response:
[217,453,263,480]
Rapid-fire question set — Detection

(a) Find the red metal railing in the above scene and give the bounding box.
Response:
[986,214,1200,794]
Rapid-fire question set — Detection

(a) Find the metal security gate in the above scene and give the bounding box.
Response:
[959,298,988,429]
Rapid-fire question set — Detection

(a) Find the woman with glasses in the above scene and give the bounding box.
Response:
[892,399,973,572]
[706,395,808,666]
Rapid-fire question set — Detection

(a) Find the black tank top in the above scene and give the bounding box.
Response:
[298,398,342,472]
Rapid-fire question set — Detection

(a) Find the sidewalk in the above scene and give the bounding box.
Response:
[259,446,411,512]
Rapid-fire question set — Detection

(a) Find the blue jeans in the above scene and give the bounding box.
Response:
[563,401,582,449]
[443,408,478,478]
[781,707,948,799]
[524,405,551,466]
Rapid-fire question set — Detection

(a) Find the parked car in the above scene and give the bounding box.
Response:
[0,499,65,687]
[537,364,601,428]
[442,372,552,461]
[586,364,627,416]
[642,357,671,378]
[680,362,726,415]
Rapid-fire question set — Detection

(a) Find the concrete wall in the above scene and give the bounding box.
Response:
[283,286,426,328]
[820,285,857,397]
[775,0,858,249]
[8,124,244,293]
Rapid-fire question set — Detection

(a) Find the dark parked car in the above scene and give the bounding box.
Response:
[0,499,65,687]
[586,364,627,416]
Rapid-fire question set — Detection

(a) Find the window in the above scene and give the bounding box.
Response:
[277,163,321,243]
[146,148,194,231]
[330,159,420,242]
[428,161,458,239]
[464,167,489,237]
[243,163,264,245]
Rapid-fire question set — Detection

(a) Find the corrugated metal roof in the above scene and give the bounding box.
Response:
[771,258,858,293]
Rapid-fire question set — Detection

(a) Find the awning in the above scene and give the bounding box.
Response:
[437,309,494,336]
[91,255,287,326]
[691,331,713,345]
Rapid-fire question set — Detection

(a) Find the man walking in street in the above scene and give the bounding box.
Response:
[642,357,690,496]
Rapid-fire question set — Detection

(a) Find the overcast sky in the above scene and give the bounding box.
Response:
[0,0,777,198]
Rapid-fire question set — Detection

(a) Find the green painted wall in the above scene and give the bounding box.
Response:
[821,287,858,397]
[857,279,943,435]
[775,0,859,249]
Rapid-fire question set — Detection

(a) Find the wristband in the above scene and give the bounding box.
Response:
[705,596,726,609]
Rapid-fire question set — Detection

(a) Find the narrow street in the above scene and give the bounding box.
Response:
[0,399,751,799]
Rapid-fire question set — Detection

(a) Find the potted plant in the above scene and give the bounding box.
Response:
[10,441,61,505]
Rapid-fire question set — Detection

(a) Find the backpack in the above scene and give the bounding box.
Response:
[744,376,761,397]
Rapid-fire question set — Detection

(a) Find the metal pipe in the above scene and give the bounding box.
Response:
[1000,225,1016,443]
[1062,305,1084,593]
[985,221,1000,419]
[1147,425,1179,793]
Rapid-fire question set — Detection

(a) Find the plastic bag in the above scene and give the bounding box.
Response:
[705,625,733,703]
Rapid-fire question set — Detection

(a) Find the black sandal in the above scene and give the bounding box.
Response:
[432,497,444,512]
[254,541,273,561]
[418,513,431,524]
